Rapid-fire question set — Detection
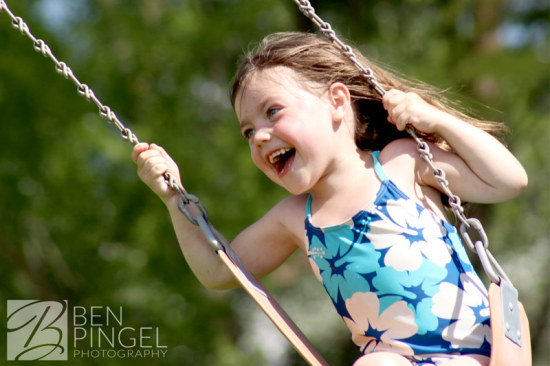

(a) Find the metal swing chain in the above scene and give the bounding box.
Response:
[292,0,510,284]
[0,0,138,146]
[0,0,212,235]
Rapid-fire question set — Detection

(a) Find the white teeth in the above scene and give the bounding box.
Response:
[268,147,292,164]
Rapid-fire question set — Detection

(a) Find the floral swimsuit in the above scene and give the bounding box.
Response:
[305,151,491,365]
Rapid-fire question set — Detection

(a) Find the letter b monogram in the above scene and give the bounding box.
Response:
[7,300,68,360]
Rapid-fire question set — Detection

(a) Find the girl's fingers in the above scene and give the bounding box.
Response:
[132,143,182,201]
[132,142,150,162]
[149,144,177,168]
[140,155,167,178]
[383,89,404,127]
[382,89,405,109]
[383,89,429,131]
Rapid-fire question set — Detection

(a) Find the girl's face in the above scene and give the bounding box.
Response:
[234,66,351,194]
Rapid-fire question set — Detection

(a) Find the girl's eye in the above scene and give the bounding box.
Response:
[267,106,280,118]
[242,129,255,141]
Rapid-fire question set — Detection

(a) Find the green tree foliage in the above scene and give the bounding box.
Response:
[1,1,548,365]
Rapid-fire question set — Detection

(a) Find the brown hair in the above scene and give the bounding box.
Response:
[231,32,505,151]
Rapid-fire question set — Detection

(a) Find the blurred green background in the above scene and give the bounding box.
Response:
[1,0,548,365]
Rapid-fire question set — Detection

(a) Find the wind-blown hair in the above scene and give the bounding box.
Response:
[231,32,505,151]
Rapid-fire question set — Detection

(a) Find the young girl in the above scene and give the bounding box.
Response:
[132,32,527,365]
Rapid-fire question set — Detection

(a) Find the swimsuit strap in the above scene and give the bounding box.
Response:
[306,194,313,217]
[372,151,389,182]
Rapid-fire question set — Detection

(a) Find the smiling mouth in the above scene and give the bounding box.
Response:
[267,147,296,176]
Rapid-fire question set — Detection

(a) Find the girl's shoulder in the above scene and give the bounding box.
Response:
[378,137,419,161]
[263,194,309,247]
[378,138,452,219]
[378,138,420,173]
[377,138,423,195]
[273,194,309,220]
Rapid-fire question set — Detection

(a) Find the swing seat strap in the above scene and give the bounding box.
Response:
[488,280,532,366]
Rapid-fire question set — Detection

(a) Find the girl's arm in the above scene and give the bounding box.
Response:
[382,89,528,203]
[132,143,300,290]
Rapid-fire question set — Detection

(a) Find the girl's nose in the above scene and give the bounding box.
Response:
[253,126,271,146]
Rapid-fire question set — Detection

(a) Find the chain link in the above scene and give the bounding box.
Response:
[292,0,386,97]
[0,0,210,229]
[2,4,139,145]
[292,0,509,283]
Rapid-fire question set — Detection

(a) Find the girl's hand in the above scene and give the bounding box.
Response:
[132,143,181,203]
[382,89,447,134]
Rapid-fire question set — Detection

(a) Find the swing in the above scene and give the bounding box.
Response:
[1,0,532,364]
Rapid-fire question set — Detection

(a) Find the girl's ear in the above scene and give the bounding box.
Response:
[328,82,351,123]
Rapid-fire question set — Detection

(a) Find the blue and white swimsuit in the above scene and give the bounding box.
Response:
[305,151,491,365]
